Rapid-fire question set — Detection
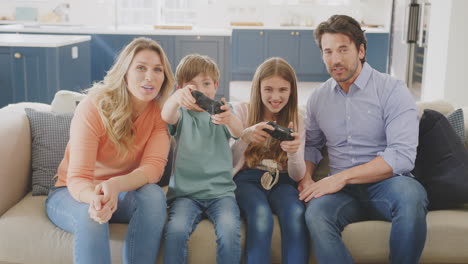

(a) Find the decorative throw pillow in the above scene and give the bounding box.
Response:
[447,108,465,143]
[25,108,73,195]
[51,90,86,113]
[412,109,468,210]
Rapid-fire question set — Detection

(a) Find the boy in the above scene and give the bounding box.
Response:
[161,54,243,264]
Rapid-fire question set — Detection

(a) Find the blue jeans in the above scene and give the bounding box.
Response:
[164,196,241,264]
[46,184,167,264]
[305,175,428,264]
[235,169,309,264]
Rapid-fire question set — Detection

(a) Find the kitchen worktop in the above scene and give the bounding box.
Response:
[0,23,389,36]
[0,33,91,47]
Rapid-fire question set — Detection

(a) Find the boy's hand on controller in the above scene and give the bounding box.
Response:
[241,122,274,144]
[211,98,232,125]
[176,85,204,112]
[280,122,301,153]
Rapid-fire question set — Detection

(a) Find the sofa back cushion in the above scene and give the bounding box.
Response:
[25,108,73,195]
[412,109,468,210]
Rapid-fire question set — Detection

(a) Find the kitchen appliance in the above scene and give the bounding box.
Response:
[390,0,431,99]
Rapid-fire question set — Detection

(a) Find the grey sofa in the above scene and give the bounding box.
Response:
[0,99,467,264]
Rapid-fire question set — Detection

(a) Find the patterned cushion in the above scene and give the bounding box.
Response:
[447,108,465,143]
[25,108,73,195]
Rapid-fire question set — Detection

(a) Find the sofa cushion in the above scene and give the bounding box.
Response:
[412,109,468,210]
[25,108,73,196]
[447,108,465,143]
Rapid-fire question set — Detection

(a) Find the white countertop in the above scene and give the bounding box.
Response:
[0,33,91,47]
[0,23,389,36]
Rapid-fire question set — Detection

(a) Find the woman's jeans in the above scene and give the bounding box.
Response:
[46,184,167,264]
[305,175,428,264]
[164,196,241,264]
[234,169,309,264]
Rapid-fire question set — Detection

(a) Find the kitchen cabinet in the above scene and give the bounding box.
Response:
[174,35,230,100]
[0,34,91,107]
[90,34,174,83]
[231,29,390,82]
[231,29,328,82]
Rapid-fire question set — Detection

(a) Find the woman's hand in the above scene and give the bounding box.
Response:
[175,85,204,112]
[88,193,112,224]
[241,122,275,144]
[94,179,120,215]
[280,122,301,153]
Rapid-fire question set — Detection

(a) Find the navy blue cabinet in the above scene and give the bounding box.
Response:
[90,34,174,83]
[174,35,230,100]
[365,33,390,73]
[231,29,390,82]
[0,40,90,107]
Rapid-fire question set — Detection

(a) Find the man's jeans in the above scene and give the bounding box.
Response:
[163,196,241,264]
[235,169,309,264]
[305,175,428,264]
[46,184,167,264]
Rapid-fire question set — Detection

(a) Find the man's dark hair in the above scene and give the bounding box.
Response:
[314,15,367,63]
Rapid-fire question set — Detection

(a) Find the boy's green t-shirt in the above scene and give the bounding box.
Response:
[166,107,236,201]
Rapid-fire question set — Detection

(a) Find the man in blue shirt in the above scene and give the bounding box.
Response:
[298,15,428,264]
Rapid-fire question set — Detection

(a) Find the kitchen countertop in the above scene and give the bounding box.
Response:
[0,23,389,36]
[0,33,91,47]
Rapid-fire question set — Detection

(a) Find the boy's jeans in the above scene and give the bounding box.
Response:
[46,184,167,264]
[305,175,428,264]
[164,196,241,264]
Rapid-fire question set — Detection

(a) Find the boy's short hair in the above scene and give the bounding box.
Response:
[175,54,220,86]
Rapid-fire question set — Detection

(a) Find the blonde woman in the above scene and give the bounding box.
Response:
[46,37,174,264]
[231,57,309,264]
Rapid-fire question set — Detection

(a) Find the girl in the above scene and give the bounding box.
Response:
[46,37,174,264]
[231,57,309,264]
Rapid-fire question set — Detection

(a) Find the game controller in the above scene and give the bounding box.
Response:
[263,121,294,141]
[191,90,225,115]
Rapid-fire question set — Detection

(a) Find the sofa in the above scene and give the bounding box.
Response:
[0,96,468,264]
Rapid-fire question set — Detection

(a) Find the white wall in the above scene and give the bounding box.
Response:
[422,0,468,107]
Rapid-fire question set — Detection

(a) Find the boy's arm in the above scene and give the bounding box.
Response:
[161,92,182,125]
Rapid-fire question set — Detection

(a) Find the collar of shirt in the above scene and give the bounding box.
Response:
[330,62,372,94]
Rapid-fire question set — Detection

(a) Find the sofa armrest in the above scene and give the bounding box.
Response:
[0,109,32,216]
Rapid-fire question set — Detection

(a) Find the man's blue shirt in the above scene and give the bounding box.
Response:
[304,62,419,176]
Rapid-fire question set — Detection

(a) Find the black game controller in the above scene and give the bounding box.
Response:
[191,90,225,115]
[263,121,294,141]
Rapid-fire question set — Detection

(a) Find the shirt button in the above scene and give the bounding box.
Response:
[352,158,355,162]
[348,135,352,139]
[347,116,351,120]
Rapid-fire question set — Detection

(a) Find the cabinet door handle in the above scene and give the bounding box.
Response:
[291,31,294,35]
[259,31,264,36]
[14,52,22,59]
[296,32,300,36]
[196,36,201,40]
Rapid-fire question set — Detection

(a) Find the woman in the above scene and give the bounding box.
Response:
[46,37,174,264]
[231,57,309,264]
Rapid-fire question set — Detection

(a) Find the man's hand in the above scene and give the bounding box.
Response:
[297,175,315,192]
[280,121,301,153]
[299,174,346,202]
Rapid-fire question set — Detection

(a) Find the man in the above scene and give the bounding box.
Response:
[298,15,428,264]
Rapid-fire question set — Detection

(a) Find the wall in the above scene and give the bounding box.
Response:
[422,0,468,107]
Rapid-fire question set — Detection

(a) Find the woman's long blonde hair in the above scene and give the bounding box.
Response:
[87,37,174,156]
[245,57,299,168]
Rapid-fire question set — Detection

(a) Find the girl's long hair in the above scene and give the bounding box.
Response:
[244,57,299,168]
[86,37,174,156]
